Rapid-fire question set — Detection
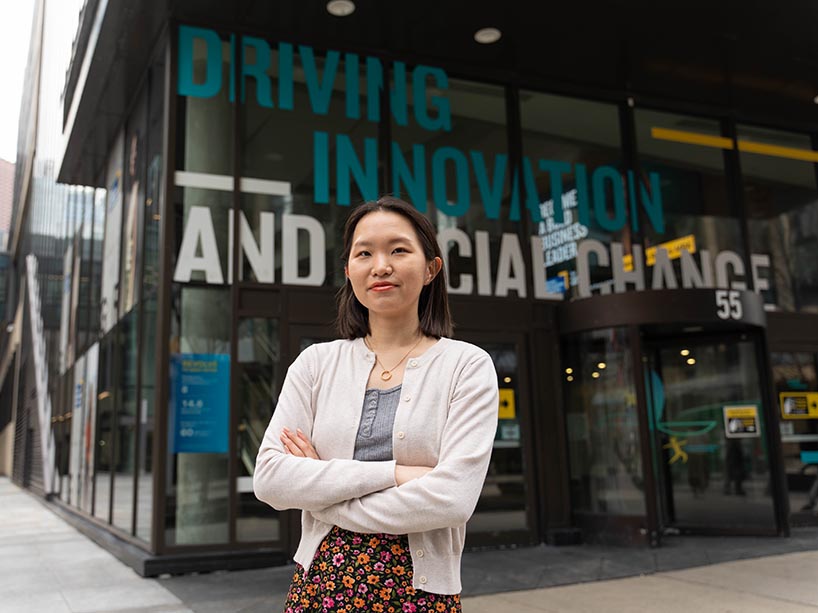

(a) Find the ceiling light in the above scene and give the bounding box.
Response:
[474,27,502,44]
[327,0,355,17]
[597,362,606,369]
[565,368,573,375]
[503,376,511,383]
[813,95,818,104]
[686,358,696,365]
[591,371,600,379]
[680,349,690,356]
[566,375,574,382]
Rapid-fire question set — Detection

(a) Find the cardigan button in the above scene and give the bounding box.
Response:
[415,549,424,557]
[408,359,418,368]
[403,395,411,402]
[419,575,427,584]
[397,431,405,439]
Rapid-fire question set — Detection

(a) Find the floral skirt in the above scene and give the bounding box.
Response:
[283,525,461,613]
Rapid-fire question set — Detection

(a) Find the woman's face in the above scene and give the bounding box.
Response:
[345,210,440,321]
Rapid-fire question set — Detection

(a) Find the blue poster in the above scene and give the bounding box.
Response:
[170,353,230,453]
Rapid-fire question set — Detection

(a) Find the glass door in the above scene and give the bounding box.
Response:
[644,333,777,534]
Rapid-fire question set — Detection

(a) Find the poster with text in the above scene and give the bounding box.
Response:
[170,353,231,454]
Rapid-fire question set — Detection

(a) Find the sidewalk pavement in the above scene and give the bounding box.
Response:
[2,476,818,612]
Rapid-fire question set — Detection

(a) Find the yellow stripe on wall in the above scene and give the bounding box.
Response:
[737,140,818,163]
[650,127,734,150]
[651,127,818,163]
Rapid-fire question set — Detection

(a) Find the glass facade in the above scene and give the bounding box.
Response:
[4,4,818,573]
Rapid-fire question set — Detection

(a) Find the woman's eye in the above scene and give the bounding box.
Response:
[393,247,408,254]
[357,251,370,257]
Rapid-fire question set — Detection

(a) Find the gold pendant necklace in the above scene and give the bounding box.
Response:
[365,335,424,381]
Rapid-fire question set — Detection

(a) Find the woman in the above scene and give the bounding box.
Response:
[254,196,499,612]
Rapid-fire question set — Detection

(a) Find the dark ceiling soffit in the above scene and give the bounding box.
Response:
[58,0,167,187]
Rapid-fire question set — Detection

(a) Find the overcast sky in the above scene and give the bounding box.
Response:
[0,0,36,163]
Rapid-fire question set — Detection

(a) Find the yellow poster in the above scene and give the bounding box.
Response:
[780,392,818,419]
[623,234,696,272]
[499,388,516,420]
[723,405,759,438]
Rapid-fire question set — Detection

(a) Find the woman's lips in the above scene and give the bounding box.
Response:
[370,283,396,292]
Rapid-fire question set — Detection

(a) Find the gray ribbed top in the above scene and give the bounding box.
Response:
[353,385,401,461]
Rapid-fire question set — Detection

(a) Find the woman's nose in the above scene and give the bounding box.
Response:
[372,254,392,275]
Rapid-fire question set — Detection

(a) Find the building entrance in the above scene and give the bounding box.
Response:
[559,289,789,546]
[644,333,777,536]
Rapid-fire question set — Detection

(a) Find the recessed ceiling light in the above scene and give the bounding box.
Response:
[565,367,573,375]
[474,27,502,44]
[813,95,818,104]
[327,0,355,17]
[597,362,606,369]
[591,371,600,379]
[566,375,574,382]
[503,376,511,383]
[680,349,690,356]
[686,358,696,365]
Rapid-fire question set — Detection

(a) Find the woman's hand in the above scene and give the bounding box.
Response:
[280,427,320,459]
[395,465,433,486]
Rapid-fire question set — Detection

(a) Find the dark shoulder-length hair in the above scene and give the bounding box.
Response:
[335,196,453,339]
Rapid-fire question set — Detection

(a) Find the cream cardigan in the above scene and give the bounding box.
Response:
[254,336,499,595]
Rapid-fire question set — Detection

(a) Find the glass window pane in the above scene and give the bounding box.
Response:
[392,77,516,299]
[112,311,138,533]
[742,125,818,312]
[635,110,747,289]
[467,342,529,533]
[521,93,626,300]
[771,351,818,523]
[563,328,644,515]
[236,318,280,542]
[94,334,116,522]
[165,286,231,545]
[239,43,380,288]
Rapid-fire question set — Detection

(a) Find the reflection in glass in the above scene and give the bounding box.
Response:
[136,297,156,542]
[741,125,818,312]
[166,286,231,545]
[635,110,745,289]
[521,93,626,300]
[647,340,775,530]
[240,43,379,287]
[563,328,645,515]
[94,335,116,522]
[771,351,818,525]
[236,318,280,541]
[390,78,515,298]
[467,342,529,533]
[112,311,138,532]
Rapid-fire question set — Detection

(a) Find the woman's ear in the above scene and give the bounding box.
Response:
[425,257,443,284]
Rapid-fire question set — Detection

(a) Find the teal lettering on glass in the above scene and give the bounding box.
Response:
[538,160,572,224]
[278,42,294,110]
[413,66,451,131]
[241,36,273,107]
[592,166,627,232]
[471,151,507,220]
[337,135,378,206]
[300,45,340,115]
[575,163,591,227]
[392,143,427,212]
[640,171,665,234]
[313,131,330,204]
[345,53,360,119]
[178,25,222,98]
[432,146,469,216]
